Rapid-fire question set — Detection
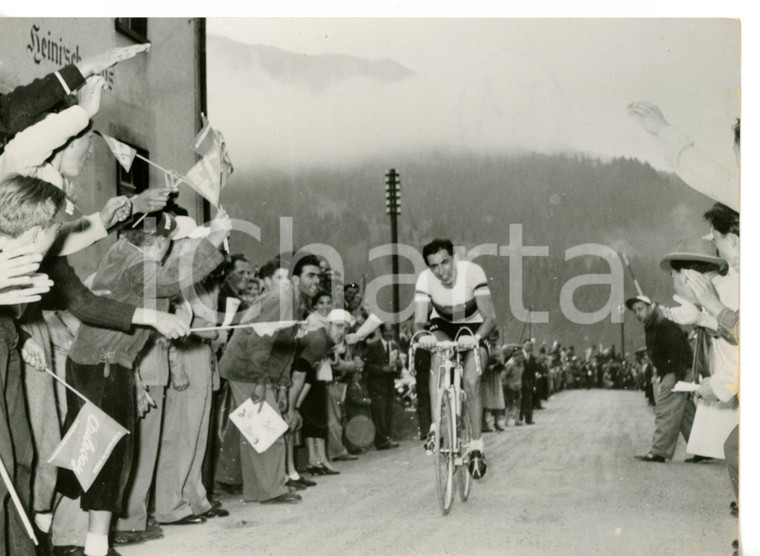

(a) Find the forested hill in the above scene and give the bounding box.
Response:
[222,151,715,353]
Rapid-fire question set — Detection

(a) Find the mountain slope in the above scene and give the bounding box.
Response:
[220,151,715,353]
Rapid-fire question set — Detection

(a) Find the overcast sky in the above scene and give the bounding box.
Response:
[208,18,739,172]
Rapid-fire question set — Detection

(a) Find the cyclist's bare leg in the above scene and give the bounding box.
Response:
[463,346,488,443]
[428,329,450,431]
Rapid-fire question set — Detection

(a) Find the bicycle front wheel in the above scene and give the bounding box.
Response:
[435,389,456,515]
[457,401,473,502]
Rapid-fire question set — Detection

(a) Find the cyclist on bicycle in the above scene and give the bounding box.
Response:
[414,239,497,479]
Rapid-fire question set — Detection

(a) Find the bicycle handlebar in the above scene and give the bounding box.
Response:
[409,339,482,377]
[412,340,476,352]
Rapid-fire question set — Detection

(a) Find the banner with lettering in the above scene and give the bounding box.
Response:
[47,402,129,492]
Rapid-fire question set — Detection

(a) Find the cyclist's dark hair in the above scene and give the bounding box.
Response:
[704,203,739,237]
[292,253,321,277]
[670,260,723,275]
[422,239,454,264]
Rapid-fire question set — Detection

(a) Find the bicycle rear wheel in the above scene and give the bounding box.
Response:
[435,390,455,515]
[457,401,473,502]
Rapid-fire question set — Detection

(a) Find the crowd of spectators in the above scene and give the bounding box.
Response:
[0,46,417,556]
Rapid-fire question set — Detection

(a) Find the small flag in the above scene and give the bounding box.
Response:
[219,131,234,176]
[184,152,222,207]
[251,320,299,337]
[222,297,242,327]
[47,402,129,492]
[190,114,218,158]
[96,132,137,173]
[191,114,234,177]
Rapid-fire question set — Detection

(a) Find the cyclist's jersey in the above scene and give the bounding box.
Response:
[414,260,490,325]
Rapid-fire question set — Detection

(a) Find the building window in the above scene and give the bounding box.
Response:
[116,142,149,196]
[115,18,148,43]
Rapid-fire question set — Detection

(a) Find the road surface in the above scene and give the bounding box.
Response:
[120,389,737,555]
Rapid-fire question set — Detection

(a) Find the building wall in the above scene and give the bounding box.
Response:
[0,17,205,277]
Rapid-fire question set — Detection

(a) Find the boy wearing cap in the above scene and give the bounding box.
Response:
[627,291,695,463]
[57,210,229,556]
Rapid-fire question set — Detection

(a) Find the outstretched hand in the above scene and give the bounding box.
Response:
[21,339,46,371]
[78,76,108,119]
[627,101,668,136]
[660,295,701,325]
[99,196,132,228]
[683,269,725,316]
[77,44,150,78]
[131,188,173,215]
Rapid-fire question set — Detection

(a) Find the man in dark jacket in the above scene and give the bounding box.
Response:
[627,295,695,463]
[362,324,402,450]
[519,339,536,425]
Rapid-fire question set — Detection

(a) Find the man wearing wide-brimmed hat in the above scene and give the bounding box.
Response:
[630,237,729,464]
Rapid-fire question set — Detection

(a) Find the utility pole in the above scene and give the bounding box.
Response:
[528,305,533,342]
[620,313,626,362]
[385,169,401,343]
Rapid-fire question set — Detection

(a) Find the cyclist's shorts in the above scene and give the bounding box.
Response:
[430,318,490,354]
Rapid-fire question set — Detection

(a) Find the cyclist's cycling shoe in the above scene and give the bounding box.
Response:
[423,430,436,455]
[468,450,487,479]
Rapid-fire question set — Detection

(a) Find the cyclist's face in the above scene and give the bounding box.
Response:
[426,249,454,286]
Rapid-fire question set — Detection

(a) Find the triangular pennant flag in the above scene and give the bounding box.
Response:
[222,297,242,327]
[191,114,233,177]
[219,131,234,176]
[184,152,222,207]
[47,402,129,492]
[250,321,300,337]
[190,114,219,158]
[97,132,137,173]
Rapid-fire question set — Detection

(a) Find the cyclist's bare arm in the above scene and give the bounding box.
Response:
[473,292,497,341]
[413,298,431,334]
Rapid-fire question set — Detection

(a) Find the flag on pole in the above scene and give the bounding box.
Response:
[47,402,129,492]
[191,114,234,175]
[96,132,137,173]
[190,114,218,157]
[251,320,299,337]
[184,151,222,207]
[222,297,242,327]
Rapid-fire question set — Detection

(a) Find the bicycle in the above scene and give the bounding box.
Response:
[410,329,482,516]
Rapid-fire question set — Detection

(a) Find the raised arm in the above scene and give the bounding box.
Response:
[628,101,739,211]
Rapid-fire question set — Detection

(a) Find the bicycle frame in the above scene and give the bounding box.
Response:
[409,331,482,515]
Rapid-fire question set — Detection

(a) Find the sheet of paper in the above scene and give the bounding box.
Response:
[229,399,288,453]
[671,381,699,393]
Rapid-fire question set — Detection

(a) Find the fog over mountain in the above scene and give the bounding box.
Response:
[207,31,729,352]
[219,150,713,352]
